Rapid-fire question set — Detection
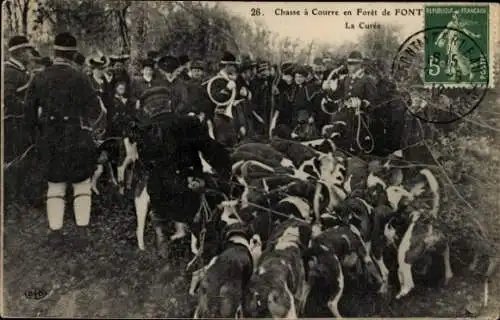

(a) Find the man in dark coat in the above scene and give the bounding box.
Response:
[249,59,274,138]
[270,61,295,138]
[4,35,38,202]
[25,32,103,242]
[4,36,36,160]
[308,57,327,133]
[321,51,377,154]
[138,112,232,242]
[184,60,209,116]
[205,51,241,148]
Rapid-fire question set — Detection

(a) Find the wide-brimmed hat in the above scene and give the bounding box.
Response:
[157,55,180,73]
[8,35,35,52]
[86,54,110,69]
[220,51,240,65]
[347,51,364,64]
[53,32,77,51]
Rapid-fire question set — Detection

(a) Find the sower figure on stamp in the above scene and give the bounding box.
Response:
[321,51,377,155]
[435,10,482,81]
[25,33,105,246]
[204,51,242,148]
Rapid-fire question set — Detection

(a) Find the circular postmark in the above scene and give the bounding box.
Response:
[391,26,489,124]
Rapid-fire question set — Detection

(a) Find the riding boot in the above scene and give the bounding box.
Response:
[46,181,67,231]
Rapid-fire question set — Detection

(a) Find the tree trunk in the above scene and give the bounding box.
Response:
[21,0,30,35]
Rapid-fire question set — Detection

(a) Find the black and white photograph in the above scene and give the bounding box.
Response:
[2,1,499,318]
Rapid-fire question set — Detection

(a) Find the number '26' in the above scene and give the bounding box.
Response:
[251,8,262,16]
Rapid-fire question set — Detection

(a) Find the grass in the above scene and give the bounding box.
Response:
[3,177,499,318]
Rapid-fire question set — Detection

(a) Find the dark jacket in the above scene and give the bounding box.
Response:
[4,58,30,116]
[24,58,102,182]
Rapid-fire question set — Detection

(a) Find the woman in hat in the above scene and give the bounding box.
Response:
[107,77,137,137]
[287,65,319,139]
[130,58,160,102]
[87,53,114,109]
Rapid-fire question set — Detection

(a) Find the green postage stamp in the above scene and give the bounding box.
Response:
[424,5,493,87]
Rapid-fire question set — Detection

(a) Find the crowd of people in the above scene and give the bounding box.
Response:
[4,32,410,239]
[5,32,409,157]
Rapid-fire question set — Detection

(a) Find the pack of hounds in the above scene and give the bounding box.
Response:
[91,130,464,319]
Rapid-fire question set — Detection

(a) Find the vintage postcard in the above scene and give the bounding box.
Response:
[2,1,499,318]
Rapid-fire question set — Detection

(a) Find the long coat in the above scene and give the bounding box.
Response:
[4,58,31,162]
[25,58,102,183]
[140,113,232,224]
[322,69,377,154]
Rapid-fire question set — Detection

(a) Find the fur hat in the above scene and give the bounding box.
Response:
[8,35,34,52]
[86,53,110,69]
[158,55,180,73]
[220,51,239,65]
[54,32,77,51]
[347,51,364,64]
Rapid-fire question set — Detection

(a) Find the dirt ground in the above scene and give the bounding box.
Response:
[3,190,500,318]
